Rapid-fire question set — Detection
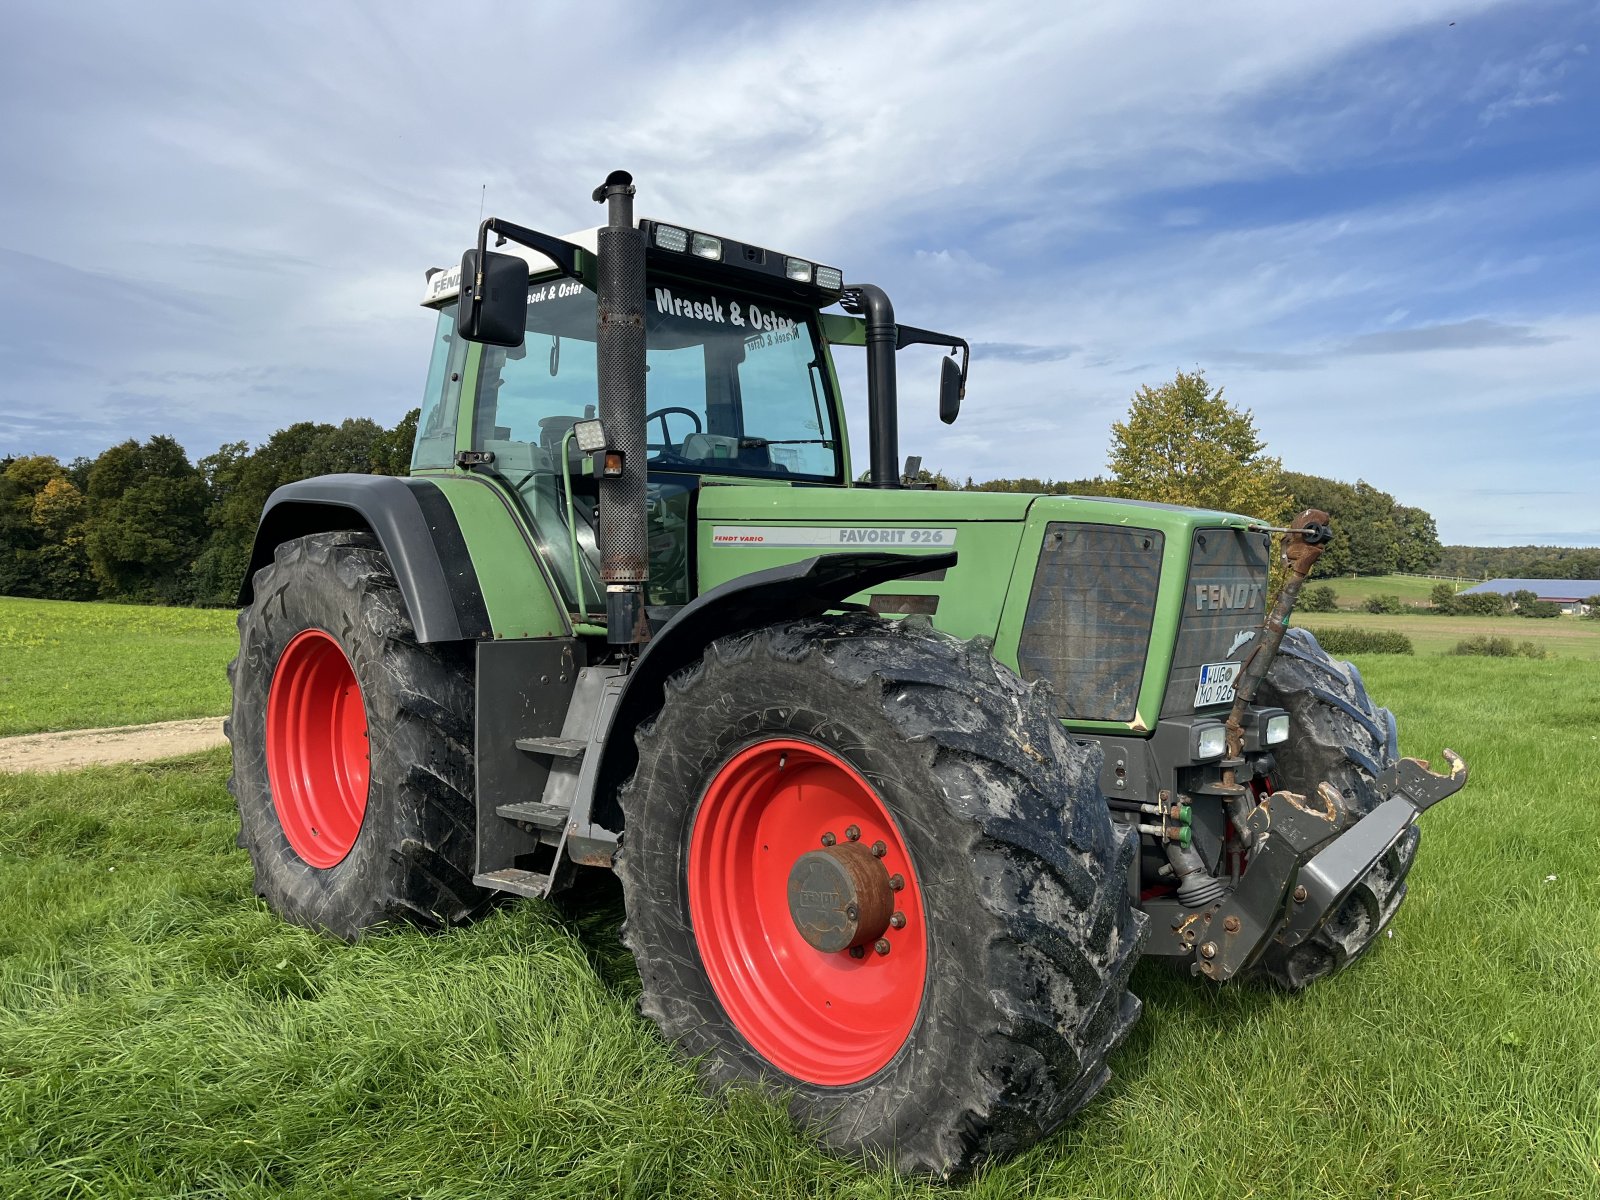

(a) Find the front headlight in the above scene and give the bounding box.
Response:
[1265,713,1290,745]
[1194,723,1228,761]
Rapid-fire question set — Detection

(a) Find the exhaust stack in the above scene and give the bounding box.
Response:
[592,170,651,645]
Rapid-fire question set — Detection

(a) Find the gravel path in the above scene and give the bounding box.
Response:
[0,717,228,773]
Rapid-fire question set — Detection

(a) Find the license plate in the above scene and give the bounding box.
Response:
[1194,661,1241,707]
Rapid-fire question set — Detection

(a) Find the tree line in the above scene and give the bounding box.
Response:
[0,412,417,607]
[1,368,1582,609]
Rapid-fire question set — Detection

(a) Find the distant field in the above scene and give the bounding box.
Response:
[0,597,236,736]
[1294,608,1600,658]
[1316,573,1468,605]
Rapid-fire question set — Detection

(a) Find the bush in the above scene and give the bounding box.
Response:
[1363,594,1406,615]
[1302,626,1413,655]
[1584,595,1600,621]
[1451,635,1548,659]
[1456,592,1509,616]
[1298,584,1338,613]
[1430,582,1458,613]
[1518,600,1562,618]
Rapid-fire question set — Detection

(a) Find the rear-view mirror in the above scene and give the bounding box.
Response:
[939,355,962,424]
[458,249,529,347]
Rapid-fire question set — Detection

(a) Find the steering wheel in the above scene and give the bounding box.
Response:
[646,406,703,454]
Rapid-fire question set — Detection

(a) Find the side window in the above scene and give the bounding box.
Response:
[738,326,832,476]
[412,305,466,470]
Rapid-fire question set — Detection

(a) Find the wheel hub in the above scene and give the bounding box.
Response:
[787,843,893,953]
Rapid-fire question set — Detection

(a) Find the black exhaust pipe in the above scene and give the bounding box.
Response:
[592,170,651,645]
[845,284,900,488]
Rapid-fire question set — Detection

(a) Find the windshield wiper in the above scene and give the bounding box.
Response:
[738,437,835,448]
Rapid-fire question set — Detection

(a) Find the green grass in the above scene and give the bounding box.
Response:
[4,658,1599,1197]
[1292,609,1600,659]
[0,597,236,736]
[1317,574,1464,606]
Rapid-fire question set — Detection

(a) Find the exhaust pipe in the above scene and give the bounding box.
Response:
[592,170,651,645]
[845,284,901,489]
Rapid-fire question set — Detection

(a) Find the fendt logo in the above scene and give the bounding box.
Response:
[1194,580,1265,611]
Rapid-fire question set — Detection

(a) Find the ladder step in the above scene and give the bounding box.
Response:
[496,801,571,830]
[474,868,552,899]
[515,736,587,759]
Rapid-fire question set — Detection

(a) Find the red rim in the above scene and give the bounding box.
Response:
[266,629,370,869]
[688,738,928,1086]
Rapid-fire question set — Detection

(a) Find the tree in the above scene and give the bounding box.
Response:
[83,436,209,602]
[1430,582,1458,613]
[1108,371,1288,522]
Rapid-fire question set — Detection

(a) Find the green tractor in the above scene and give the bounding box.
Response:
[229,171,1466,1176]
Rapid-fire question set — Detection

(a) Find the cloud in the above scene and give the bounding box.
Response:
[972,342,1077,364]
[1341,318,1559,354]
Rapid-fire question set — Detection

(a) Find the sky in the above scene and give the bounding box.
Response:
[1,0,1596,546]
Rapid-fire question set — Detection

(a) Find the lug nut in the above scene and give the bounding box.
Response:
[849,945,866,959]
[820,832,837,847]
[870,840,887,857]
[889,874,905,891]
[1292,885,1308,903]
[1223,916,1241,933]
[889,911,906,929]
[874,939,891,956]
[1200,942,1217,960]
[845,825,861,841]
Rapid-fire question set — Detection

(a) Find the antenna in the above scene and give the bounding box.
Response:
[478,183,486,224]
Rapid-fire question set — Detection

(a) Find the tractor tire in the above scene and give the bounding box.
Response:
[227,531,488,940]
[614,614,1145,1177]
[1249,627,1416,991]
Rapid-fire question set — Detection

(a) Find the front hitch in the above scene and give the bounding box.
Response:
[1188,751,1468,981]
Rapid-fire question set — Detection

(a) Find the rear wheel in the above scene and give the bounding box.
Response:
[1249,627,1416,990]
[228,531,488,940]
[616,614,1145,1177]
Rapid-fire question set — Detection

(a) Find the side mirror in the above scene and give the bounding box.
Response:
[458,249,529,347]
[938,355,962,424]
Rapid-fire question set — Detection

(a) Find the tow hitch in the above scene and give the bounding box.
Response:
[1191,750,1468,980]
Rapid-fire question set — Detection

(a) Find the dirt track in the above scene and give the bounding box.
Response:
[0,717,228,774]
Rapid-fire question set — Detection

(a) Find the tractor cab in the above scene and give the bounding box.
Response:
[413,205,964,626]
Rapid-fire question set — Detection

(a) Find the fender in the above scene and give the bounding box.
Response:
[588,548,959,830]
[239,474,490,644]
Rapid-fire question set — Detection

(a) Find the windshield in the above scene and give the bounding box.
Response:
[473,276,839,480]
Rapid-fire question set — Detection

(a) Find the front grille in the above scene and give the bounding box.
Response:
[1161,527,1272,716]
[1016,523,1163,722]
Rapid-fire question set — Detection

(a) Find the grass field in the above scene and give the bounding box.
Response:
[0,597,236,736]
[1316,573,1463,606]
[3,652,1599,1197]
[1293,609,1600,658]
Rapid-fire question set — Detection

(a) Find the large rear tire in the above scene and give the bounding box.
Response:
[615,614,1145,1177]
[1249,627,1417,991]
[228,531,489,940]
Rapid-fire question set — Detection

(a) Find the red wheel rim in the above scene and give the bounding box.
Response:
[688,738,928,1086]
[266,629,370,869]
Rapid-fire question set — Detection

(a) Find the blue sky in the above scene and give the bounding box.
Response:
[1,0,1595,545]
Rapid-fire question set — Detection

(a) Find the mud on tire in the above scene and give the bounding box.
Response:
[614,613,1146,1177]
[228,531,489,940]
[1250,627,1417,991]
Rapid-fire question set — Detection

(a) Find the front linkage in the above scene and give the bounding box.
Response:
[1168,510,1468,981]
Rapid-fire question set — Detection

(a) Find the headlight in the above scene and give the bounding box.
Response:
[654,224,688,252]
[691,233,723,260]
[785,257,813,283]
[1265,713,1290,745]
[1194,723,1227,761]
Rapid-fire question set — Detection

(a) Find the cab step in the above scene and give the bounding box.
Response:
[515,737,587,758]
[495,801,572,831]
[474,868,553,899]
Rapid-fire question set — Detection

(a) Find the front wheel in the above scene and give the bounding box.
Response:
[615,615,1145,1177]
[228,531,488,940]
